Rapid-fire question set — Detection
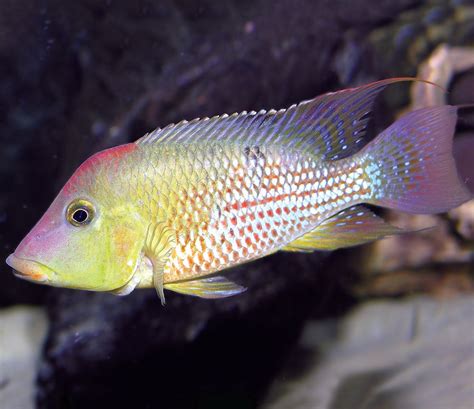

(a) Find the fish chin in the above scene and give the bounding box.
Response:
[111,270,141,296]
[6,254,54,284]
[112,253,154,295]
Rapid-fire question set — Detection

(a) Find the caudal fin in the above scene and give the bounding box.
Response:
[364,106,471,214]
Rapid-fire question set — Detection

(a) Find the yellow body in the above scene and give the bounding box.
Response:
[6,78,471,302]
[111,142,369,284]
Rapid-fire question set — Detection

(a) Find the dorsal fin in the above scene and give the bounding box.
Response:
[137,78,439,160]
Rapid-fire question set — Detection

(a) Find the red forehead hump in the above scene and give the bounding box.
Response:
[64,143,137,193]
[84,143,136,166]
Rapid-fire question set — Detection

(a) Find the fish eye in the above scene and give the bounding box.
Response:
[72,208,88,223]
[66,200,95,227]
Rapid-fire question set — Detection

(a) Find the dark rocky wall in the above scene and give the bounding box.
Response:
[1,1,472,408]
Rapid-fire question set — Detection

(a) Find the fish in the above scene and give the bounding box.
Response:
[6,78,471,304]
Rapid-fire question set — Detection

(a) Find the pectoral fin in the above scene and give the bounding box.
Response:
[282,205,403,252]
[144,222,176,305]
[164,276,246,299]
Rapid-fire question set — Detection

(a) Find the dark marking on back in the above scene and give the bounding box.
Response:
[244,145,265,162]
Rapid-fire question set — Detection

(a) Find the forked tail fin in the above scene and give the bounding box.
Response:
[363,106,471,214]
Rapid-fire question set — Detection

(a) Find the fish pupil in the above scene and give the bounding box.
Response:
[72,209,88,223]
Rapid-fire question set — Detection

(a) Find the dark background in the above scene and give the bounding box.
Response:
[1,1,473,408]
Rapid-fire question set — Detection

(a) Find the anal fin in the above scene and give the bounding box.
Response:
[282,205,403,251]
[164,276,246,299]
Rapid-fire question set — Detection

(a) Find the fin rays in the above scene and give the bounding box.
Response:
[137,78,436,161]
[282,206,403,251]
[164,276,246,299]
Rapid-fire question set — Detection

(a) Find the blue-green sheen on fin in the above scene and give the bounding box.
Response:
[137,78,434,161]
[164,276,247,299]
[282,206,403,251]
[364,106,472,214]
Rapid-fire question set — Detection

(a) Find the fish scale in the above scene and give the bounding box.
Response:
[134,142,371,282]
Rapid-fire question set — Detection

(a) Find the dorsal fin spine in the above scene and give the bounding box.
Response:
[136,78,441,161]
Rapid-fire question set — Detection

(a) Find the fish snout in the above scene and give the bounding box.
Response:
[6,254,49,283]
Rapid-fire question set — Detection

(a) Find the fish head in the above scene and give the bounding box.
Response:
[6,145,145,292]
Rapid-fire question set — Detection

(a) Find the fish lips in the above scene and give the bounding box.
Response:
[6,254,51,283]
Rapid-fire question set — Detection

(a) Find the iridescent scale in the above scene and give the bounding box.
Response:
[119,78,453,284]
[132,142,372,282]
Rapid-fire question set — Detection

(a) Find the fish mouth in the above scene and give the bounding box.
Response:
[6,254,51,283]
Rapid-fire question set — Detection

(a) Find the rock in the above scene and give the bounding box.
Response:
[359,212,473,274]
[263,296,474,409]
[352,207,474,298]
[450,200,474,241]
[3,0,470,306]
[0,306,48,409]
[37,253,353,409]
[352,44,474,298]
[0,1,472,408]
